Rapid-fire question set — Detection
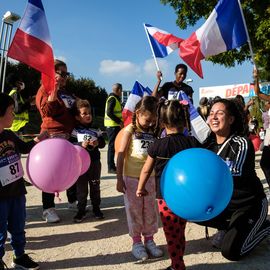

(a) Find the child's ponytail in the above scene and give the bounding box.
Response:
[157,98,191,134]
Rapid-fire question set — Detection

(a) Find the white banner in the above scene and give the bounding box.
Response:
[199,83,253,99]
[199,82,270,100]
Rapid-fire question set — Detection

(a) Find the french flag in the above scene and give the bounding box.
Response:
[122,81,152,126]
[179,0,248,78]
[8,0,55,93]
[144,23,183,58]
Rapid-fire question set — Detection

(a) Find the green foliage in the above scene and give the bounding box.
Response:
[160,0,270,81]
[5,61,40,96]
[66,76,108,118]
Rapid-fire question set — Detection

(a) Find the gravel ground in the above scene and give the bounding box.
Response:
[2,148,270,270]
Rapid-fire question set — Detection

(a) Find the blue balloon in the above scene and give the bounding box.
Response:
[161,148,233,222]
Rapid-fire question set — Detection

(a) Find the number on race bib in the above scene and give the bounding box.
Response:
[9,162,19,175]
[141,140,150,149]
[83,134,92,141]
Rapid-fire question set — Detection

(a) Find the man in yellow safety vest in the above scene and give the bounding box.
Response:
[7,73,31,135]
[104,83,123,173]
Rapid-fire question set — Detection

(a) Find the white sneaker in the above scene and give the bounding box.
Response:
[42,208,60,223]
[211,230,226,249]
[132,242,148,261]
[145,240,164,257]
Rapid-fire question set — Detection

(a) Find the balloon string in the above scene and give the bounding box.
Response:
[54,192,62,202]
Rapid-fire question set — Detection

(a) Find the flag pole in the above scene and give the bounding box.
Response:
[237,0,256,68]
[143,23,161,72]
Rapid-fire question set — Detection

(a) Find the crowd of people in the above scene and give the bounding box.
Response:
[1,62,270,270]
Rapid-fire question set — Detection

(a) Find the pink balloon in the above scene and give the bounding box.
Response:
[74,145,91,175]
[26,138,82,193]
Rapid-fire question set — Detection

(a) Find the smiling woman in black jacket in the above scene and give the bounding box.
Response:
[199,98,270,261]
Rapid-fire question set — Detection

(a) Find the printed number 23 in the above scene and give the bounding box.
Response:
[9,162,19,175]
[141,140,150,149]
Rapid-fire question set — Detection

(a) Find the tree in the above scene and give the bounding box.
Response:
[160,0,270,80]
[4,61,108,131]
[5,61,40,96]
[66,76,108,117]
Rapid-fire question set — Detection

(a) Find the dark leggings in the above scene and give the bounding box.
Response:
[260,146,270,189]
[158,199,186,270]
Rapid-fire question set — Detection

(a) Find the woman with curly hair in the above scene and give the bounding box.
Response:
[198,98,270,261]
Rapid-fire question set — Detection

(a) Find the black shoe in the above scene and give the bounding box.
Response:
[12,254,39,270]
[93,208,104,219]
[108,168,117,174]
[0,259,8,270]
[73,210,86,223]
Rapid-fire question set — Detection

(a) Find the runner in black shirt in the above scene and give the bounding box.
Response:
[152,64,194,103]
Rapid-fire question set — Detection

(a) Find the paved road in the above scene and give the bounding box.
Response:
[2,148,270,269]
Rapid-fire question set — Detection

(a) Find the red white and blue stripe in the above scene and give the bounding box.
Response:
[144,23,183,58]
[8,0,55,93]
[122,81,152,126]
[179,0,248,78]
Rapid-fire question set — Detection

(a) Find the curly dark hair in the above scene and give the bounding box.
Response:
[211,98,247,136]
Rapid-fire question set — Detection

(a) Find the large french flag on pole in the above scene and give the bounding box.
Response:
[7,0,55,93]
[144,23,183,58]
[179,0,248,78]
[122,81,152,126]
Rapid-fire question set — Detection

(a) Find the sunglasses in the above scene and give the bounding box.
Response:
[56,71,70,78]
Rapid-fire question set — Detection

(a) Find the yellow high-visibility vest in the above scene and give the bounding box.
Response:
[104,95,122,127]
[9,89,29,132]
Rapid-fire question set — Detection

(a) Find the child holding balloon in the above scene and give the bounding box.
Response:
[69,99,105,222]
[136,99,200,270]
[0,93,41,269]
[116,95,164,261]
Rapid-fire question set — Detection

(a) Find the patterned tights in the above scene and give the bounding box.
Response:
[158,199,186,270]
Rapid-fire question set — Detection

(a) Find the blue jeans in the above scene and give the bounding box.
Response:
[0,195,26,259]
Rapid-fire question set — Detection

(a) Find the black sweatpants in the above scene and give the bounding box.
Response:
[76,160,102,212]
[260,146,270,189]
[197,198,270,261]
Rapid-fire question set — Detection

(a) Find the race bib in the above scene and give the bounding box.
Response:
[59,93,75,108]
[133,132,154,156]
[76,128,98,142]
[0,154,24,186]
[168,90,179,100]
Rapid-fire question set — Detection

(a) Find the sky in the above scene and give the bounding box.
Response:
[0,0,254,106]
